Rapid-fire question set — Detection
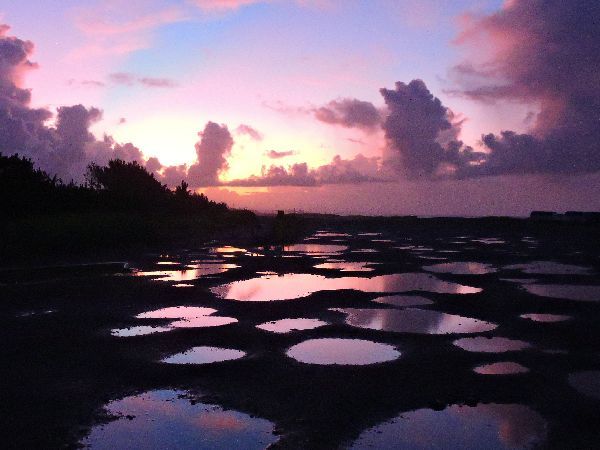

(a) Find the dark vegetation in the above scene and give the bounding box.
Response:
[0,154,258,261]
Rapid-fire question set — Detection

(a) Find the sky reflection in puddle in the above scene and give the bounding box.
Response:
[474,362,529,375]
[170,317,238,328]
[211,246,247,253]
[314,262,375,272]
[520,313,572,323]
[162,346,246,364]
[351,403,546,450]
[568,371,600,400]
[454,337,531,352]
[372,295,434,307]
[523,284,600,302]
[81,390,277,449]
[423,262,497,275]
[287,338,400,365]
[211,273,481,302]
[505,261,592,275]
[136,306,217,319]
[256,318,328,333]
[284,244,348,254]
[111,325,172,337]
[334,308,497,334]
[135,264,238,282]
[473,238,507,245]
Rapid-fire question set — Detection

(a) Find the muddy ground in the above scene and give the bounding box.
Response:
[2,217,600,449]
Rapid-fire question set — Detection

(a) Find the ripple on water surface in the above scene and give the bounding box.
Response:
[351,403,547,449]
[210,273,481,301]
[334,308,497,334]
[162,346,246,364]
[81,390,277,449]
[287,338,400,365]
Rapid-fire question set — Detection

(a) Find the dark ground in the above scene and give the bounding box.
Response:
[1,216,600,449]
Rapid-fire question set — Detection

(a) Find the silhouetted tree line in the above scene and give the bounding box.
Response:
[0,154,235,218]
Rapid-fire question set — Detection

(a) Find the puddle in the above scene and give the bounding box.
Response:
[170,317,238,328]
[162,347,246,364]
[351,403,546,449]
[287,338,400,365]
[17,309,56,318]
[111,326,172,337]
[520,313,572,323]
[313,232,351,238]
[211,273,481,302]
[211,246,247,253]
[174,283,194,288]
[358,232,381,236]
[136,306,217,319]
[568,371,600,400]
[454,337,531,353]
[350,249,379,253]
[334,308,497,334]
[81,390,277,449]
[135,264,238,282]
[423,262,496,275]
[372,239,393,243]
[314,262,375,272]
[284,244,348,254]
[372,295,434,307]
[474,362,529,375]
[523,284,600,302]
[417,256,448,261]
[500,278,537,284]
[256,318,328,333]
[156,261,180,265]
[505,261,592,275]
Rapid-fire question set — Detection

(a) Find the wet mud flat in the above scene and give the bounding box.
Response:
[2,218,600,448]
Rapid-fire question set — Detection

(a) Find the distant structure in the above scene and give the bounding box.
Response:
[530,211,600,223]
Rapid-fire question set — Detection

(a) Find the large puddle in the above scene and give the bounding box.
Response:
[351,403,547,449]
[81,390,277,449]
[162,347,246,364]
[523,284,600,302]
[256,318,328,333]
[505,261,592,275]
[286,338,401,365]
[211,273,481,302]
[568,371,600,400]
[423,262,496,275]
[454,337,531,353]
[333,308,497,334]
[372,295,434,307]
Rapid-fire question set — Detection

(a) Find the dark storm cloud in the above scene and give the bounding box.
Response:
[450,0,600,176]
[0,25,154,182]
[314,98,382,131]
[187,122,234,187]
[266,149,296,159]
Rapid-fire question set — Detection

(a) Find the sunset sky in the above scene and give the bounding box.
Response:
[2,0,599,215]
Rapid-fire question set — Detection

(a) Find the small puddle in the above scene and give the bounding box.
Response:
[211,246,247,254]
[568,371,600,400]
[474,362,529,375]
[523,284,600,302]
[284,244,348,254]
[351,403,546,449]
[334,308,497,334]
[81,390,277,449]
[111,325,172,337]
[314,262,375,272]
[423,262,496,275]
[505,261,591,275]
[287,338,400,365]
[350,249,379,253]
[256,318,327,333]
[170,317,238,328]
[136,306,217,319]
[135,264,238,282]
[211,273,481,302]
[520,313,572,323]
[313,232,351,238]
[372,295,434,307]
[162,346,246,364]
[454,337,531,352]
[473,238,506,245]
